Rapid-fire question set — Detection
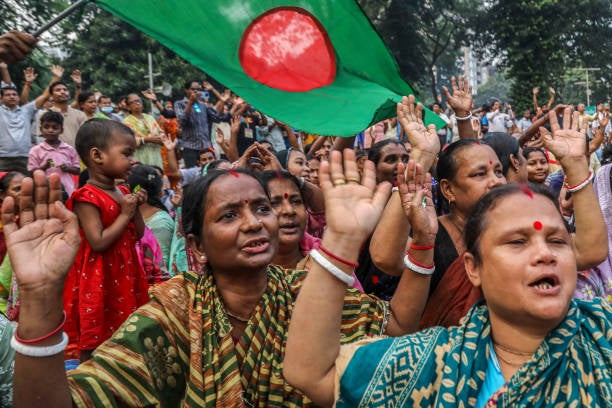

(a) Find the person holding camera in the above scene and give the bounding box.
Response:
[173,80,230,168]
[486,100,514,133]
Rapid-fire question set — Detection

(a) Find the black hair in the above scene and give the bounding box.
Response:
[199,148,215,157]
[118,95,128,103]
[435,139,481,213]
[0,86,18,96]
[40,110,63,127]
[75,118,134,165]
[367,139,405,164]
[97,94,111,103]
[0,171,24,194]
[481,132,521,177]
[77,91,95,106]
[601,145,612,166]
[465,183,566,266]
[49,81,68,94]
[275,148,302,169]
[522,146,547,162]
[182,169,268,241]
[127,165,167,212]
[257,170,302,197]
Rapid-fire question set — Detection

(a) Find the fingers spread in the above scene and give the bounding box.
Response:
[18,176,34,226]
[1,197,17,237]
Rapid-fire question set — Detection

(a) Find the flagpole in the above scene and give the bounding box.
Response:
[32,0,88,37]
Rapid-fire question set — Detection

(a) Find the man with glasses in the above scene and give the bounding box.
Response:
[173,80,230,168]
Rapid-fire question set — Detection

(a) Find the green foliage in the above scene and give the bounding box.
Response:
[59,7,207,100]
[474,71,511,108]
[472,0,612,108]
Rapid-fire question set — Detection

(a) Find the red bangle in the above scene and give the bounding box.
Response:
[406,252,434,269]
[564,172,592,190]
[14,311,66,344]
[410,243,434,251]
[318,245,359,268]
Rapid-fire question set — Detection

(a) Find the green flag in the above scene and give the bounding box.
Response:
[92,0,446,136]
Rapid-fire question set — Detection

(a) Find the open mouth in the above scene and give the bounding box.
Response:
[528,275,560,291]
[279,222,299,234]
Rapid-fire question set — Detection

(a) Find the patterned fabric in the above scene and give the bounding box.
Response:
[0,314,14,408]
[68,266,388,407]
[168,206,188,276]
[135,226,170,284]
[64,184,149,351]
[123,114,164,168]
[575,164,612,302]
[335,298,612,407]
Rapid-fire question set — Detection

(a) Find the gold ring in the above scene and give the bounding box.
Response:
[346,177,360,183]
[332,179,347,186]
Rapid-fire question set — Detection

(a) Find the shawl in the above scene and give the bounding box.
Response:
[575,164,612,302]
[68,266,388,407]
[419,253,483,329]
[335,298,612,407]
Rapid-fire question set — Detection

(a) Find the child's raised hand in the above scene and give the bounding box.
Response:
[133,189,147,206]
[119,193,139,218]
[2,171,80,293]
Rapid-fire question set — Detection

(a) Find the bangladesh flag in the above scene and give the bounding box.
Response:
[92,0,446,136]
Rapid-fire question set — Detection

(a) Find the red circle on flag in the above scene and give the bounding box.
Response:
[239,8,337,92]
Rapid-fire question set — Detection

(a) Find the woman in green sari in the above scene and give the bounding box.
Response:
[6,146,434,406]
[284,109,612,407]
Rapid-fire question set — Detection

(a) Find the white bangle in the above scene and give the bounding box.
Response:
[310,249,355,286]
[404,254,435,275]
[566,172,594,193]
[391,186,399,193]
[11,332,69,357]
[455,112,473,121]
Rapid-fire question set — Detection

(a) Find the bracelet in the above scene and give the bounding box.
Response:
[403,253,435,275]
[455,112,472,121]
[14,311,66,344]
[141,136,145,145]
[565,172,593,193]
[310,249,355,286]
[11,332,69,357]
[391,186,399,193]
[318,245,359,268]
[410,243,434,251]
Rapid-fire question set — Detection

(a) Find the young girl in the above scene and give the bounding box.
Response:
[63,118,149,361]
[0,171,24,317]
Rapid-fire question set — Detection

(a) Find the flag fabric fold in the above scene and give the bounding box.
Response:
[92,0,446,136]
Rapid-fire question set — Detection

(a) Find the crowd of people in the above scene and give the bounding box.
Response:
[0,29,612,407]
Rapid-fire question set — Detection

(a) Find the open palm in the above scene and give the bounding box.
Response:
[2,172,80,291]
[540,108,587,160]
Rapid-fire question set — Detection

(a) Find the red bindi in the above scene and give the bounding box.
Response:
[283,193,289,199]
[533,221,543,230]
[244,199,249,204]
[489,161,493,165]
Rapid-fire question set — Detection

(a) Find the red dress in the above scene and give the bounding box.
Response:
[63,184,149,351]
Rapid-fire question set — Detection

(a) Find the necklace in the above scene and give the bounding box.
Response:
[226,310,250,323]
[492,341,533,356]
[493,347,528,367]
[87,181,116,191]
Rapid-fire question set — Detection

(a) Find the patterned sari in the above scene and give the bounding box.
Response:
[335,298,612,407]
[68,266,388,407]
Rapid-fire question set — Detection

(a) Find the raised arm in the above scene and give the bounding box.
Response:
[284,150,391,407]
[532,87,539,112]
[546,87,556,110]
[589,113,609,154]
[7,172,80,407]
[0,62,10,86]
[540,107,608,269]
[442,75,474,139]
[370,96,439,274]
[69,70,82,109]
[20,66,37,104]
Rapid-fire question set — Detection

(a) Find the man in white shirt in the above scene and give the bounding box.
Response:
[486,100,514,133]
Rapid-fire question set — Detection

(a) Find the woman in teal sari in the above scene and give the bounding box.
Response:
[284,109,612,407]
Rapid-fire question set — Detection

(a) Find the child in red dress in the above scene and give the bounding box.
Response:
[63,119,149,361]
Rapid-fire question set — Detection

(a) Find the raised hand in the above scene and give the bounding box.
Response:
[321,150,391,240]
[220,88,231,102]
[202,80,213,91]
[397,95,440,169]
[170,186,183,208]
[442,75,472,116]
[540,107,587,162]
[549,87,556,95]
[161,133,177,151]
[532,87,539,95]
[141,89,157,101]
[397,160,437,243]
[24,66,37,83]
[257,144,283,171]
[1,171,80,292]
[70,69,82,86]
[50,64,64,79]
[119,192,140,218]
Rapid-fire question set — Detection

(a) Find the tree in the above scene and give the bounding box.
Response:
[58,8,207,101]
[472,0,612,109]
